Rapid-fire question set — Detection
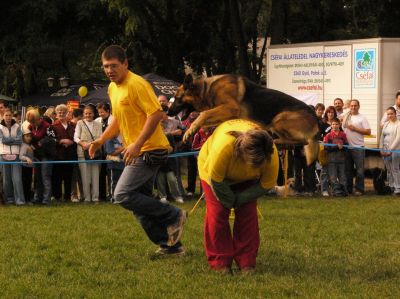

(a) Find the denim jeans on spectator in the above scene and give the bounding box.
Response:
[110,168,123,200]
[3,163,25,205]
[328,162,347,192]
[33,158,53,204]
[156,170,182,200]
[345,148,365,193]
[320,165,329,193]
[114,156,181,246]
[383,152,400,193]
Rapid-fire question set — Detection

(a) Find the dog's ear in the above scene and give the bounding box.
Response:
[183,74,194,90]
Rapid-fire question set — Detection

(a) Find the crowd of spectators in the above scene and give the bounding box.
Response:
[1,91,399,205]
[0,95,213,206]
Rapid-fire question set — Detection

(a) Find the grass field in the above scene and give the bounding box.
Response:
[1,195,400,298]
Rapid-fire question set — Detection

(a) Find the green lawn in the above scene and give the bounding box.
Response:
[1,196,400,298]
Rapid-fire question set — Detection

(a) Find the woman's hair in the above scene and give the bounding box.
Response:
[229,129,274,167]
[44,106,55,118]
[387,106,396,114]
[55,104,68,112]
[315,103,325,111]
[26,109,41,121]
[83,105,95,113]
[323,106,337,123]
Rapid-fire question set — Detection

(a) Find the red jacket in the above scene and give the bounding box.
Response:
[29,119,50,149]
[50,120,77,160]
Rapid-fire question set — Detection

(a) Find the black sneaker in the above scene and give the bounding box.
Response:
[167,210,187,246]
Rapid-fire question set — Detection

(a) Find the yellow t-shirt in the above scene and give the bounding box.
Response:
[198,119,279,189]
[108,71,170,152]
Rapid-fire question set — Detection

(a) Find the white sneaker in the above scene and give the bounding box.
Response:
[322,191,329,197]
[160,197,168,204]
[175,197,184,204]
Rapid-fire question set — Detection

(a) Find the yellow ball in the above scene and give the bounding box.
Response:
[78,86,88,97]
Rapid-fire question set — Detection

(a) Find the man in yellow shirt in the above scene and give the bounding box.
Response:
[198,119,279,272]
[90,45,187,256]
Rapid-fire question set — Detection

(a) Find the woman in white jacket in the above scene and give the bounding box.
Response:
[0,109,25,205]
[380,107,400,195]
[74,105,102,202]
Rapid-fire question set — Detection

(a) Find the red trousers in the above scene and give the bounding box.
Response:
[201,180,260,270]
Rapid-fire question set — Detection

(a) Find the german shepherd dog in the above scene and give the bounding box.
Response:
[168,74,320,164]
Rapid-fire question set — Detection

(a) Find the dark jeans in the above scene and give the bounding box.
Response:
[22,166,33,202]
[53,163,74,201]
[114,156,181,246]
[33,160,53,204]
[294,155,316,193]
[345,149,365,193]
[186,155,198,193]
[99,163,111,200]
[328,162,347,192]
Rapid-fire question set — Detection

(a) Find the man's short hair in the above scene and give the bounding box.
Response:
[96,102,111,112]
[396,91,400,99]
[334,98,344,104]
[350,99,360,106]
[102,45,127,63]
[0,99,7,107]
[331,118,341,124]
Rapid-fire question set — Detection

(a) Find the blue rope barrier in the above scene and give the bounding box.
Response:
[1,144,396,165]
[0,151,200,165]
[321,142,400,153]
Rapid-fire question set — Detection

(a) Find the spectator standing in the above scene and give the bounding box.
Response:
[323,118,348,196]
[157,106,185,204]
[90,45,186,256]
[104,135,124,202]
[379,107,400,195]
[0,109,24,205]
[50,104,77,202]
[198,119,279,272]
[319,106,338,196]
[70,108,83,201]
[181,111,200,196]
[333,98,344,118]
[74,105,102,203]
[27,109,53,205]
[342,99,371,195]
[380,91,400,127]
[19,130,35,202]
[96,102,113,201]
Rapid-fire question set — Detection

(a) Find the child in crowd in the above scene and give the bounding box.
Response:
[323,118,348,196]
[104,135,124,202]
[19,130,36,202]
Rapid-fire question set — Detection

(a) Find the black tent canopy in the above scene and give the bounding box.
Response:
[21,73,180,107]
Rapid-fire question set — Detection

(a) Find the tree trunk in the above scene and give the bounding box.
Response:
[229,0,251,77]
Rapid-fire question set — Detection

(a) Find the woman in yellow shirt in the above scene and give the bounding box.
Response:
[198,119,279,273]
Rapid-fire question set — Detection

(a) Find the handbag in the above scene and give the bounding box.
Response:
[2,154,17,161]
[81,121,102,160]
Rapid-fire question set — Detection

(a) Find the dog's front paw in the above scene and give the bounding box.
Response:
[183,126,198,143]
